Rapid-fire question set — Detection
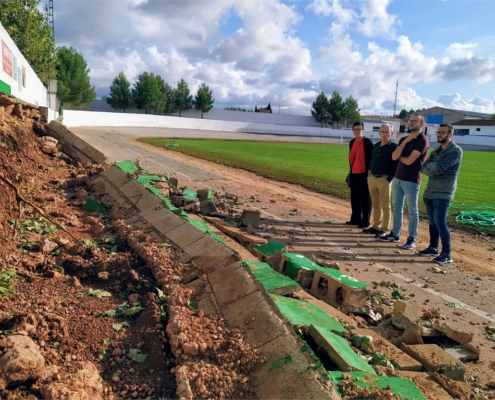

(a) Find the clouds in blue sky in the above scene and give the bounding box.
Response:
[53,0,495,115]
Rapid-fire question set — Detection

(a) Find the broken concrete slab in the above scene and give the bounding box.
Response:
[309,268,370,309]
[135,191,164,213]
[383,371,452,400]
[400,343,466,381]
[269,294,347,335]
[206,262,259,309]
[430,372,471,399]
[379,312,424,347]
[244,260,300,295]
[308,325,376,374]
[444,343,479,362]
[432,321,474,345]
[393,299,421,322]
[279,253,320,288]
[329,371,426,400]
[203,216,267,248]
[255,333,340,400]
[350,328,422,371]
[199,199,218,215]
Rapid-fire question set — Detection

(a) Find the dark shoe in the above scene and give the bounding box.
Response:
[374,230,386,237]
[434,253,453,264]
[378,232,400,242]
[403,236,416,250]
[362,227,379,234]
[418,247,439,256]
[345,221,359,225]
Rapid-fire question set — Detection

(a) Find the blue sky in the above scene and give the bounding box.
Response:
[51,0,495,116]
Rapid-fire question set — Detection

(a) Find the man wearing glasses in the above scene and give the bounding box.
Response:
[379,114,429,249]
[419,124,462,263]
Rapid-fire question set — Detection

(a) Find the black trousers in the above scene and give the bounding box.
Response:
[349,172,371,226]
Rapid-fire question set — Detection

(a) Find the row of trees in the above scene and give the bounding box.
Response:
[0,0,96,108]
[311,91,361,128]
[107,73,214,118]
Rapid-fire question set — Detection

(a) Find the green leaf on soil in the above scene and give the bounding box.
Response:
[486,326,495,341]
[0,270,16,297]
[79,288,112,298]
[157,243,171,248]
[80,239,98,247]
[187,299,198,309]
[51,248,63,256]
[101,303,128,318]
[369,352,400,369]
[53,342,60,348]
[124,306,144,317]
[427,267,447,274]
[156,287,166,305]
[391,290,405,300]
[112,322,130,331]
[127,348,148,363]
[350,335,373,348]
[159,305,168,322]
[445,302,463,309]
[103,339,112,345]
[18,242,40,251]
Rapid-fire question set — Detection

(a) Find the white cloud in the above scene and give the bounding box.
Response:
[358,0,397,38]
[306,0,357,25]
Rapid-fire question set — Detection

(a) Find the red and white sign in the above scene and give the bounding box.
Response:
[2,40,13,77]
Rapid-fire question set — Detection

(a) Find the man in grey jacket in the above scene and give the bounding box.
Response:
[419,123,462,264]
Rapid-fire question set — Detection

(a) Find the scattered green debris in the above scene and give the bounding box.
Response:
[268,354,292,371]
[101,303,143,318]
[127,348,148,363]
[417,318,433,328]
[157,243,171,248]
[368,352,400,370]
[156,287,166,304]
[112,322,131,332]
[18,242,40,251]
[187,299,198,309]
[53,341,61,348]
[82,199,106,213]
[78,289,112,298]
[103,339,112,345]
[427,267,447,274]
[391,290,405,300]
[18,217,57,235]
[80,238,98,247]
[0,269,16,297]
[350,335,372,349]
[486,326,495,341]
[445,302,463,309]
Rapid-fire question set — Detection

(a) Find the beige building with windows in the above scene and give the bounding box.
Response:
[416,106,492,125]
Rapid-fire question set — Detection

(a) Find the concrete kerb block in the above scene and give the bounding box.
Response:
[120,179,148,205]
[350,328,422,371]
[92,151,109,165]
[252,241,287,270]
[135,191,163,213]
[165,222,206,249]
[222,290,291,347]
[182,235,240,274]
[104,186,133,208]
[46,121,78,145]
[185,276,220,317]
[101,166,131,188]
[140,207,186,234]
[400,343,466,381]
[241,207,261,228]
[309,269,370,309]
[207,262,259,309]
[62,145,93,164]
[255,333,340,400]
[72,137,98,159]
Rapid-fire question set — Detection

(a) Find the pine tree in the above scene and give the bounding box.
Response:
[341,96,361,128]
[56,46,96,107]
[107,72,133,112]
[132,72,166,114]
[193,83,215,118]
[327,91,343,128]
[174,79,193,117]
[311,92,330,127]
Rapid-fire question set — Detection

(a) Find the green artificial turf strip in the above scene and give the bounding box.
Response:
[139,138,495,211]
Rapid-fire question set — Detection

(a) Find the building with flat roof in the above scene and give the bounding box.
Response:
[417,106,492,125]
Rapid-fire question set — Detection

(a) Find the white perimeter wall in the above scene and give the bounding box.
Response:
[0,22,48,107]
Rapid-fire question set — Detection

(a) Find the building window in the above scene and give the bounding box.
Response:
[476,128,481,131]
[454,129,470,135]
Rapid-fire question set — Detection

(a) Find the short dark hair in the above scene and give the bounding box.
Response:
[352,121,364,129]
[439,123,453,134]
[412,113,424,124]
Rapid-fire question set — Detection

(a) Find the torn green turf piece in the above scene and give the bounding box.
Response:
[254,241,286,257]
[244,261,300,295]
[82,199,105,213]
[115,160,138,174]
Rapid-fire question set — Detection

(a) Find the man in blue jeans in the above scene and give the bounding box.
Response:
[379,114,429,249]
[419,124,462,263]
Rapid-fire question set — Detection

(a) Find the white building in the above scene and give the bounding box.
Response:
[452,119,495,137]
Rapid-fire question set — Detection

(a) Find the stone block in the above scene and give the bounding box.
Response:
[92,151,108,165]
[39,106,48,118]
[199,199,218,215]
[255,333,340,400]
[393,300,420,321]
[165,222,206,249]
[119,179,148,205]
[350,328,422,371]
[430,372,472,399]
[308,269,370,309]
[101,165,130,188]
[207,262,259,308]
[72,136,97,159]
[223,290,290,347]
[46,121,78,145]
[392,371,453,400]
[432,321,474,345]
[308,325,376,374]
[386,312,423,346]
[182,235,240,273]
[400,343,466,381]
[140,207,185,234]
[279,253,321,288]
[242,207,261,228]
[444,343,479,362]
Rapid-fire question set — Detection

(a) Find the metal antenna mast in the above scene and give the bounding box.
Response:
[393,79,398,118]
[48,0,54,37]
